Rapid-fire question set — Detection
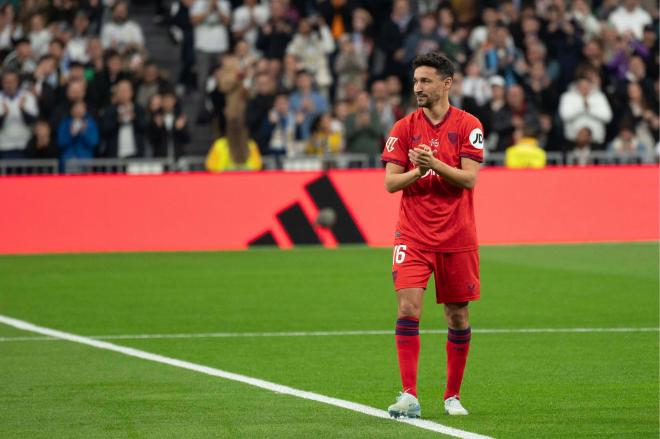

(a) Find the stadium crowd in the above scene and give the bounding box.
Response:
[0,0,657,171]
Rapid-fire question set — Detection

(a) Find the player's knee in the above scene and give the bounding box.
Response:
[447,312,468,329]
[398,301,421,319]
[445,303,469,329]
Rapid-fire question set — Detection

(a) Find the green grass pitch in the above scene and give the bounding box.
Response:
[0,243,658,438]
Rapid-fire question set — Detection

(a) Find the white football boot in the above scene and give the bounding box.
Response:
[444,396,469,415]
[388,392,421,419]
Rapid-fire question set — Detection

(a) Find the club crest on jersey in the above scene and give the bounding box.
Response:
[448,132,458,144]
[385,137,398,152]
[430,138,439,147]
[469,128,484,149]
[411,134,422,143]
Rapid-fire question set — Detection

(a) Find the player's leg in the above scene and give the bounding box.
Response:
[434,251,480,415]
[395,287,424,398]
[388,287,424,418]
[388,244,433,418]
[443,302,471,414]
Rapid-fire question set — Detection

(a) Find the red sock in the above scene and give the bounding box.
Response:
[395,317,420,397]
[444,327,471,400]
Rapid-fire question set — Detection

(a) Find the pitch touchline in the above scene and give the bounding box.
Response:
[0,327,657,342]
[0,315,492,439]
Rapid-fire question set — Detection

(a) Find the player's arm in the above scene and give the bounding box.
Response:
[410,149,480,189]
[384,162,426,193]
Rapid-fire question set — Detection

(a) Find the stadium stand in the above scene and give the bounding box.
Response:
[0,0,657,175]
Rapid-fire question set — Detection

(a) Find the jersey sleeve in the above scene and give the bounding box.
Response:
[381,118,409,168]
[459,115,485,163]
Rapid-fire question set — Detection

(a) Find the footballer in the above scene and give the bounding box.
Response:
[381,52,484,418]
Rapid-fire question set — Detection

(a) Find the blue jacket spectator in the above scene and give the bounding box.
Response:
[57,100,99,171]
[288,70,328,140]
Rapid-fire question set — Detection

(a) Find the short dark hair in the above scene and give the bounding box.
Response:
[412,52,455,79]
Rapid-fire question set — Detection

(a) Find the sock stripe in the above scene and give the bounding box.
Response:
[448,327,471,344]
[395,318,419,336]
[448,327,471,336]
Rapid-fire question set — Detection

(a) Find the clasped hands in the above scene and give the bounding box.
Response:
[408,144,437,175]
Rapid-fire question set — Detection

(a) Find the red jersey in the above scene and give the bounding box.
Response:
[381,106,484,252]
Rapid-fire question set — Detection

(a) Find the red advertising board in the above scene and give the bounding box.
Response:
[0,166,657,254]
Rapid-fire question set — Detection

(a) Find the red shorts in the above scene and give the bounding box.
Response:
[391,242,480,304]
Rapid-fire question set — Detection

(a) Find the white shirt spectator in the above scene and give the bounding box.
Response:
[101,20,145,52]
[191,0,232,53]
[559,83,613,144]
[67,36,90,63]
[0,90,38,151]
[286,26,335,90]
[462,75,492,106]
[231,3,269,50]
[29,29,52,58]
[608,4,652,40]
[0,25,22,51]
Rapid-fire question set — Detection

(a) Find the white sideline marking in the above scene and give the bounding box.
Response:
[0,314,492,439]
[0,326,657,342]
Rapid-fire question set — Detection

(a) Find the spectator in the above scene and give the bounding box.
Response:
[571,0,601,41]
[462,60,491,106]
[100,80,147,158]
[246,71,277,155]
[26,118,58,159]
[66,11,92,64]
[285,17,335,95]
[541,5,583,87]
[148,90,190,159]
[318,0,352,40]
[47,38,69,85]
[191,0,231,96]
[135,62,169,110]
[171,0,196,95]
[3,38,36,81]
[483,75,513,151]
[232,0,269,53]
[216,54,248,127]
[27,13,51,58]
[279,53,299,92]
[205,119,262,171]
[385,74,406,120]
[402,13,443,66]
[379,0,417,80]
[31,55,58,120]
[344,91,382,157]
[51,78,90,129]
[620,81,659,152]
[608,0,652,40]
[570,126,595,166]
[256,0,294,60]
[559,75,613,146]
[334,35,368,100]
[370,80,395,138]
[449,72,483,122]
[261,92,301,161]
[101,1,145,54]
[0,70,38,159]
[481,22,523,84]
[57,100,99,170]
[306,112,343,155]
[288,69,329,140]
[93,49,130,109]
[0,4,23,55]
[523,60,559,114]
[609,125,646,158]
[505,124,546,169]
[468,7,499,52]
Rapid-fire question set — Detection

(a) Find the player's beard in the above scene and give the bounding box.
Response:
[416,92,437,108]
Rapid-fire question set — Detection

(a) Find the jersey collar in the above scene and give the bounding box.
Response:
[421,106,453,129]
